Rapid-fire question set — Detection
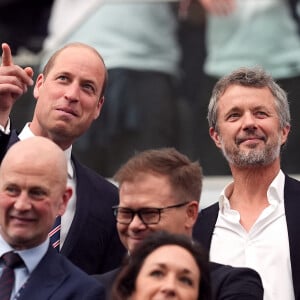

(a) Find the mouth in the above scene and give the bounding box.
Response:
[10,215,35,225]
[236,136,265,145]
[55,107,78,117]
[128,235,145,241]
[127,234,148,245]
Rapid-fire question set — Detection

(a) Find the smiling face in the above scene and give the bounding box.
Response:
[31,45,105,149]
[131,245,200,300]
[210,85,290,168]
[0,137,71,250]
[117,173,198,253]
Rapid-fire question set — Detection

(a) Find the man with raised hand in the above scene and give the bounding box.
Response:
[0,42,125,274]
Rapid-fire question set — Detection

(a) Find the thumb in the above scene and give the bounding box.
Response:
[24,66,34,79]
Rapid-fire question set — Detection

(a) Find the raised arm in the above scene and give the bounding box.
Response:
[0,43,34,127]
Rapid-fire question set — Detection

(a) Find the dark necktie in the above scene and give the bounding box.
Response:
[49,216,61,251]
[0,251,23,300]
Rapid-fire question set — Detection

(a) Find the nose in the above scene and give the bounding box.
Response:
[64,82,80,102]
[128,213,147,232]
[14,194,32,211]
[160,275,177,297]
[242,112,257,131]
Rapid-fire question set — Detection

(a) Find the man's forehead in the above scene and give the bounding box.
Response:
[120,177,172,196]
[119,182,175,208]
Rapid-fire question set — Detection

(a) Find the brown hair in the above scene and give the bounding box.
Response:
[114,147,202,203]
[111,231,212,300]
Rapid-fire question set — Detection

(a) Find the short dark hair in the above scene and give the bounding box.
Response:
[114,147,202,203]
[111,231,212,300]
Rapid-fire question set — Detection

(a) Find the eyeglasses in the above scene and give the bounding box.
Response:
[112,201,190,225]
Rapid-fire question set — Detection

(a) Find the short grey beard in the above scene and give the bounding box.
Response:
[220,138,281,167]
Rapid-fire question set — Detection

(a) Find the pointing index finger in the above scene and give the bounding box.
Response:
[1,43,13,66]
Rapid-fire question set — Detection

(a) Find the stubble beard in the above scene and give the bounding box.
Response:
[220,136,282,167]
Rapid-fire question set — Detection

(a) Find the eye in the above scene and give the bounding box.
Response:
[255,111,268,118]
[81,82,96,95]
[83,83,95,92]
[140,209,160,223]
[28,188,47,200]
[179,276,194,287]
[149,269,164,278]
[5,185,20,196]
[57,75,68,81]
[118,209,131,217]
[227,112,240,121]
[115,208,133,223]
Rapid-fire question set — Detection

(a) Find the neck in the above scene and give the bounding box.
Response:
[230,160,280,190]
[227,162,280,231]
[29,121,72,150]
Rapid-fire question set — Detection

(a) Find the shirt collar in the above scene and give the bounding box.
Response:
[0,118,11,134]
[18,123,74,179]
[0,235,49,274]
[219,170,285,212]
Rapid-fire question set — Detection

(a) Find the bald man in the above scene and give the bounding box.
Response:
[0,137,104,300]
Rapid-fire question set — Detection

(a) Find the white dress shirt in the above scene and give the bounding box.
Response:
[210,170,294,300]
[18,123,76,249]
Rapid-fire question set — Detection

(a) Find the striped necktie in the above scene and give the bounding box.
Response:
[49,216,61,251]
[0,251,23,300]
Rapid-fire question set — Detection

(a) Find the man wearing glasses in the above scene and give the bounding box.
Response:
[94,147,264,299]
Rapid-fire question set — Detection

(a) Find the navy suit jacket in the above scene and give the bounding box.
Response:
[19,246,105,300]
[3,130,126,274]
[193,175,300,300]
[94,261,263,299]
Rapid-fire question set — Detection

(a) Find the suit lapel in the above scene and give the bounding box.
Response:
[7,129,19,148]
[19,247,68,300]
[60,156,91,256]
[284,175,300,299]
[193,203,219,251]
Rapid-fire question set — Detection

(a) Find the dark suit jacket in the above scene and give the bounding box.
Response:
[193,175,300,300]
[94,261,263,300]
[3,130,126,274]
[19,246,105,300]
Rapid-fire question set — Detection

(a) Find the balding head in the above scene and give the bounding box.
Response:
[1,136,68,187]
[0,136,72,250]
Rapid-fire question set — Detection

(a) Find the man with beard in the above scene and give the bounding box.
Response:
[193,66,300,300]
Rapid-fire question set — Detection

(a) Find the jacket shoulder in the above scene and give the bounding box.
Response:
[210,262,264,299]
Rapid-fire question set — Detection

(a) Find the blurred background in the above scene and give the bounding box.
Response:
[4,0,300,207]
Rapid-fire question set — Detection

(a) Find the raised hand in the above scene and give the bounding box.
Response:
[199,0,235,16]
[0,43,34,126]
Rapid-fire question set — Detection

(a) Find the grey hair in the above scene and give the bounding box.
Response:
[207,66,291,132]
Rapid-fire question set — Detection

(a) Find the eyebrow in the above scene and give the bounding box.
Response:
[152,263,193,274]
[224,104,271,115]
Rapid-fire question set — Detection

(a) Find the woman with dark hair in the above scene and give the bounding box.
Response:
[110,231,212,300]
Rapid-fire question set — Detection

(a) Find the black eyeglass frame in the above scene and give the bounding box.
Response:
[112,201,190,225]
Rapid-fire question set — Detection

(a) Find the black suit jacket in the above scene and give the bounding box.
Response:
[19,246,105,300]
[2,129,126,274]
[94,261,263,300]
[193,175,300,299]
